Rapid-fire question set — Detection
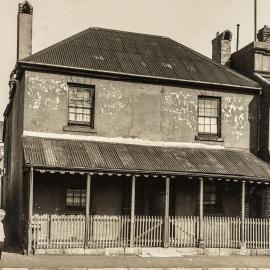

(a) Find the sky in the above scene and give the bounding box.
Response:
[0,0,270,121]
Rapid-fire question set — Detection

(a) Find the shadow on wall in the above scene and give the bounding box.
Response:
[258,87,270,162]
[249,96,259,156]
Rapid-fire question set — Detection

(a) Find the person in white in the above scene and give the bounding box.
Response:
[0,209,5,259]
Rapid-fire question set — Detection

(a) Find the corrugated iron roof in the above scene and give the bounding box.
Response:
[23,136,270,181]
[21,28,260,89]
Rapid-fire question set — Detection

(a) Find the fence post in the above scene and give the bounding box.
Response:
[240,180,246,249]
[27,167,34,255]
[130,175,136,248]
[198,177,204,248]
[164,177,170,248]
[85,174,91,248]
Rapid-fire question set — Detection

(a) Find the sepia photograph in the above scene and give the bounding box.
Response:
[1,0,270,268]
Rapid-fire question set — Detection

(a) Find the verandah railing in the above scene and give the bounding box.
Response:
[88,215,130,248]
[134,216,163,247]
[31,214,270,250]
[169,216,199,247]
[204,216,241,248]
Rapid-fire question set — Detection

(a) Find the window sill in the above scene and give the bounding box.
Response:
[195,135,224,142]
[63,125,97,133]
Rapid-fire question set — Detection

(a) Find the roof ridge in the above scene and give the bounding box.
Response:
[165,37,260,87]
[91,27,168,39]
[22,27,166,62]
[22,27,93,61]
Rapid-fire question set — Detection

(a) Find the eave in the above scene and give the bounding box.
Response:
[17,61,262,94]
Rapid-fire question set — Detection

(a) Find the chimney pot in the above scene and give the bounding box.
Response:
[257,25,270,43]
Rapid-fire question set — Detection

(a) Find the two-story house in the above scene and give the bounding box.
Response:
[4,1,270,255]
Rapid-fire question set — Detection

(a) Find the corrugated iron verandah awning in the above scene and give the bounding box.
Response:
[23,136,270,182]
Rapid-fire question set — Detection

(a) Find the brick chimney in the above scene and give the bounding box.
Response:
[212,30,232,66]
[257,25,270,43]
[17,1,33,61]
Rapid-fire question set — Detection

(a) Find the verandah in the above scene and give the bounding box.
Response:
[27,168,270,253]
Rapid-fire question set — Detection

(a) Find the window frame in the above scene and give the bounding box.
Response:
[67,83,95,128]
[65,187,86,211]
[198,181,222,214]
[198,96,221,137]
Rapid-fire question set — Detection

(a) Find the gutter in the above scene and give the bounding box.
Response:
[254,72,270,87]
[24,164,270,183]
[17,61,262,93]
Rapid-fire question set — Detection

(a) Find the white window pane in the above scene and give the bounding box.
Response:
[205,125,210,133]
[205,100,212,109]
[211,125,217,134]
[211,118,217,125]
[205,118,210,125]
[206,109,211,116]
[199,125,204,132]
[84,91,90,99]
[198,117,204,124]
[198,107,204,115]
[69,113,75,121]
[85,115,90,122]
[76,114,82,121]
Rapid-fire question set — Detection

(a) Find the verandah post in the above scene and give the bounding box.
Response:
[130,175,136,248]
[27,167,34,255]
[84,173,91,248]
[240,180,246,248]
[163,177,170,248]
[198,177,204,248]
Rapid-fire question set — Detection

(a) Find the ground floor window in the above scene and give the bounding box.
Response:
[65,188,86,209]
[198,181,221,213]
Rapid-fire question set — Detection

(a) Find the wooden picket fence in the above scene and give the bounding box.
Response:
[169,216,199,247]
[32,214,85,249]
[31,214,270,250]
[134,216,163,247]
[245,218,270,249]
[204,216,241,248]
[87,215,130,248]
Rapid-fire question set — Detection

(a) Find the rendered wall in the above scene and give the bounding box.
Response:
[23,70,259,151]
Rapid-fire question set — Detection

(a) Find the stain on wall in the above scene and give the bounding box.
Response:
[24,70,258,150]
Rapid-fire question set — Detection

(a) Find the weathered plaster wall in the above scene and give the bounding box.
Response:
[24,70,258,150]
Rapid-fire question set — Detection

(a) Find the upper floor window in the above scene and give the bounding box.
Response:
[198,97,221,136]
[68,85,95,127]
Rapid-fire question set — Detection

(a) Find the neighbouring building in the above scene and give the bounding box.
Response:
[231,25,270,164]
[4,1,270,255]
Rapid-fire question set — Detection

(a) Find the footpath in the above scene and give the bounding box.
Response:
[2,250,270,269]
